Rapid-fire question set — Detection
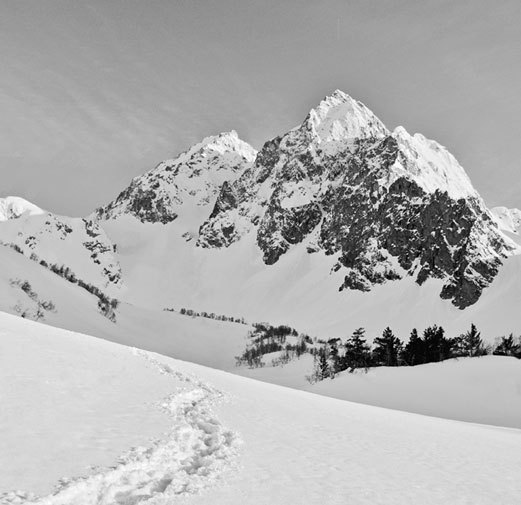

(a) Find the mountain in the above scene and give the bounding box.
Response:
[1,90,520,341]
[198,90,516,309]
[95,130,256,225]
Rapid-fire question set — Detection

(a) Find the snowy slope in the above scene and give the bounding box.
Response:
[0,212,121,294]
[0,196,44,221]
[0,313,240,503]
[492,205,521,234]
[1,242,518,433]
[0,246,120,335]
[1,313,521,505]
[0,245,250,371]
[98,213,521,340]
[241,354,521,429]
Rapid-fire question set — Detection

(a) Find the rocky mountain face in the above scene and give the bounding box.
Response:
[95,131,257,223]
[197,91,516,309]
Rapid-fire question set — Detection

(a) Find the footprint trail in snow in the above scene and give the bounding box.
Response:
[1,350,240,505]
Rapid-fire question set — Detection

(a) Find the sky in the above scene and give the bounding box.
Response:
[1,0,520,216]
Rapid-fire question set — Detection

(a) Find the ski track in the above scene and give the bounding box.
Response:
[1,350,240,505]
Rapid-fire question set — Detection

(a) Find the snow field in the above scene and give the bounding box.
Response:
[239,354,521,429]
[2,314,521,504]
[0,314,239,504]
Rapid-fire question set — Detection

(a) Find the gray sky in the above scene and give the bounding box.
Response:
[1,0,520,216]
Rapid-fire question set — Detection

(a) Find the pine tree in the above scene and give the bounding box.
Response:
[423,325,452,363]
[493,334,520,357]
[344,328,371,371]
[402,328,424,365]
[372,327,402,366]
[457,323,485,357]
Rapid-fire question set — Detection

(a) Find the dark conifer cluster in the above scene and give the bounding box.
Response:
[309,324,521,382]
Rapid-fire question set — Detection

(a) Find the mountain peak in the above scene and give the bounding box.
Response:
[304,90,389,142]
[175,130,257,166]
[96,132,257,224]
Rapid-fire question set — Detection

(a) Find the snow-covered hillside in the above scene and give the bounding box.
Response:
[0,196,43,221]
[492,206,521,234]
[96,213,521,339]
[241,353,521,429]
[0,244,250,371]
[0,211,121,295]
[2,313,521,505]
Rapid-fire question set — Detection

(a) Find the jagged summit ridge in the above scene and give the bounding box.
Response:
[96,131,257,223]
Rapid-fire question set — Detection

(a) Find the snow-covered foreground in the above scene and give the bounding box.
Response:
[0,313,239,504]
[2,313,521,504]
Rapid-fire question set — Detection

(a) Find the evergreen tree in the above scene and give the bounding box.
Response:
[402,328,425,365]
[422,325,452,362]
[344,328,371,371]
[493,334,521,358]
[456,323,485,357]
[372,327,402,366]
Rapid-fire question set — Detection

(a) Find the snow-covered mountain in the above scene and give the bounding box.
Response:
[198,90,515,309]
[1,90,520,340]
[95,130,256,224]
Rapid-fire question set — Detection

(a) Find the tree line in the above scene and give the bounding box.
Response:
[3,242,119,322]
[309,324,521,383]
[167,307,248,325]
[232,318,521,382]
